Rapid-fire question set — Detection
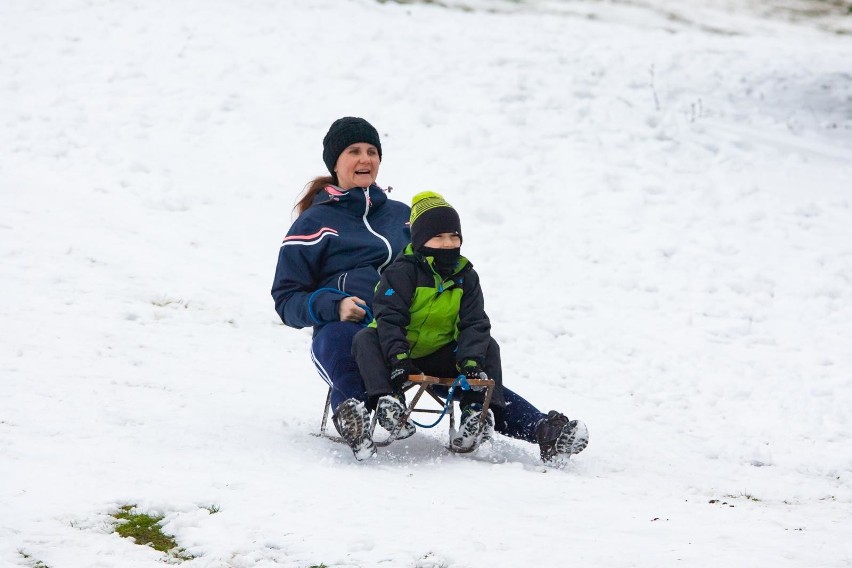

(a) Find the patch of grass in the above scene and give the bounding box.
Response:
[18,551,49,568]
[204,504,220,514]
[309,565,328,568]
[112,505,192,561]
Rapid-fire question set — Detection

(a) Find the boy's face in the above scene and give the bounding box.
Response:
[423,232,461,249]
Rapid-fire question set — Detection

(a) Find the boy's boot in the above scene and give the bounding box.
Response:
[332,398,376,461]
[535,410,589,462]
[451,403,494,451]
[375,393,416,440]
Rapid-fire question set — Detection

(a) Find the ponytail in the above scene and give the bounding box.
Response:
[294,175,336,216]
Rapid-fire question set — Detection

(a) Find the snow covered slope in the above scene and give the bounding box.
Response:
[2,0,851,566]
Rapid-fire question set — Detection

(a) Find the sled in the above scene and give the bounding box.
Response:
[318,373,495,454]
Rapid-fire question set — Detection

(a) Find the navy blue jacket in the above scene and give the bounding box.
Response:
[272,183,411,332]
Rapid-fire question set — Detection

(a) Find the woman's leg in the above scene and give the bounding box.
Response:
[478,338,547,442]
[311,322,367,411]
[493,388,548,444]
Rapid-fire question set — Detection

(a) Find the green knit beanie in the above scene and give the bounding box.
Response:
[410,191,462,250]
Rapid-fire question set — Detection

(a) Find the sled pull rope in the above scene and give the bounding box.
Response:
[409,374,470,429]
[307,287,374,325]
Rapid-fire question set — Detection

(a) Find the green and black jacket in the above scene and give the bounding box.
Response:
[370,243,492,366]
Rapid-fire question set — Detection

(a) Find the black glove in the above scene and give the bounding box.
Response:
[391,359,411,384]
[458,360,488,389]
[389,355,420,389]
[458,360,486,379]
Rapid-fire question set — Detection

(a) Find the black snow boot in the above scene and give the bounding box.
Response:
[535,410,589,462]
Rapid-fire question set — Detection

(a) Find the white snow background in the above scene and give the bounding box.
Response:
[2,0,852,566]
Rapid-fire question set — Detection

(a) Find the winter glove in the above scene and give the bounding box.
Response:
[389,354,419,389]
[458,360,488,380]
[458,360,488,391]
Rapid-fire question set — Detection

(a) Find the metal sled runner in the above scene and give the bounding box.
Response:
[319,373,496,454]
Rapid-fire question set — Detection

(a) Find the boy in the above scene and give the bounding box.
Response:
[348,192,589,462]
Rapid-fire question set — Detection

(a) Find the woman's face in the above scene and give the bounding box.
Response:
[334,143,380,190]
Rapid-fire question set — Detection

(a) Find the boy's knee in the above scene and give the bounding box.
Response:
[351,326,379,356]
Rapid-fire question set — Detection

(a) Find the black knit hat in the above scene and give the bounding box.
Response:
[322,117,382,176]
[410,191,462,251]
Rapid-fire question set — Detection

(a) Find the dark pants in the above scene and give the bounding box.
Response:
[311,322,369,411]
[352,327,546,443]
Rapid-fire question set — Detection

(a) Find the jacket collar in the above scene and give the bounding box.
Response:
[312,183,388,213]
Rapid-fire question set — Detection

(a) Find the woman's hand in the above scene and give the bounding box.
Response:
[338,296,367,323]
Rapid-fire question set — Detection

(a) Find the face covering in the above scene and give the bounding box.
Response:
[419,246,461,277]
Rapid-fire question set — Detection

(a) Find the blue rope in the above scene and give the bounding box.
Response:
[307,287,374,325]
[410,374,470,429]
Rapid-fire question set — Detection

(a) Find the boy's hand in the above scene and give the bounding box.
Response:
[389,359,411,384]
[459,360,488,381]
[389,356,420,389]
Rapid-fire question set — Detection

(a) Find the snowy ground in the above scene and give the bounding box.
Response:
[2,0,852,566]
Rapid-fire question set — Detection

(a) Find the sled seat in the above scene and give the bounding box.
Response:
[319,373,495,454]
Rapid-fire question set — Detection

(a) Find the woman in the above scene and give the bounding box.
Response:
[271,117,410,459]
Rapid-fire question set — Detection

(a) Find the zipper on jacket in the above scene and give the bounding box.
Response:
[361,187,393,272]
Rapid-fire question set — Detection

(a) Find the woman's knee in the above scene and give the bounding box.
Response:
[313,322,362,358]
